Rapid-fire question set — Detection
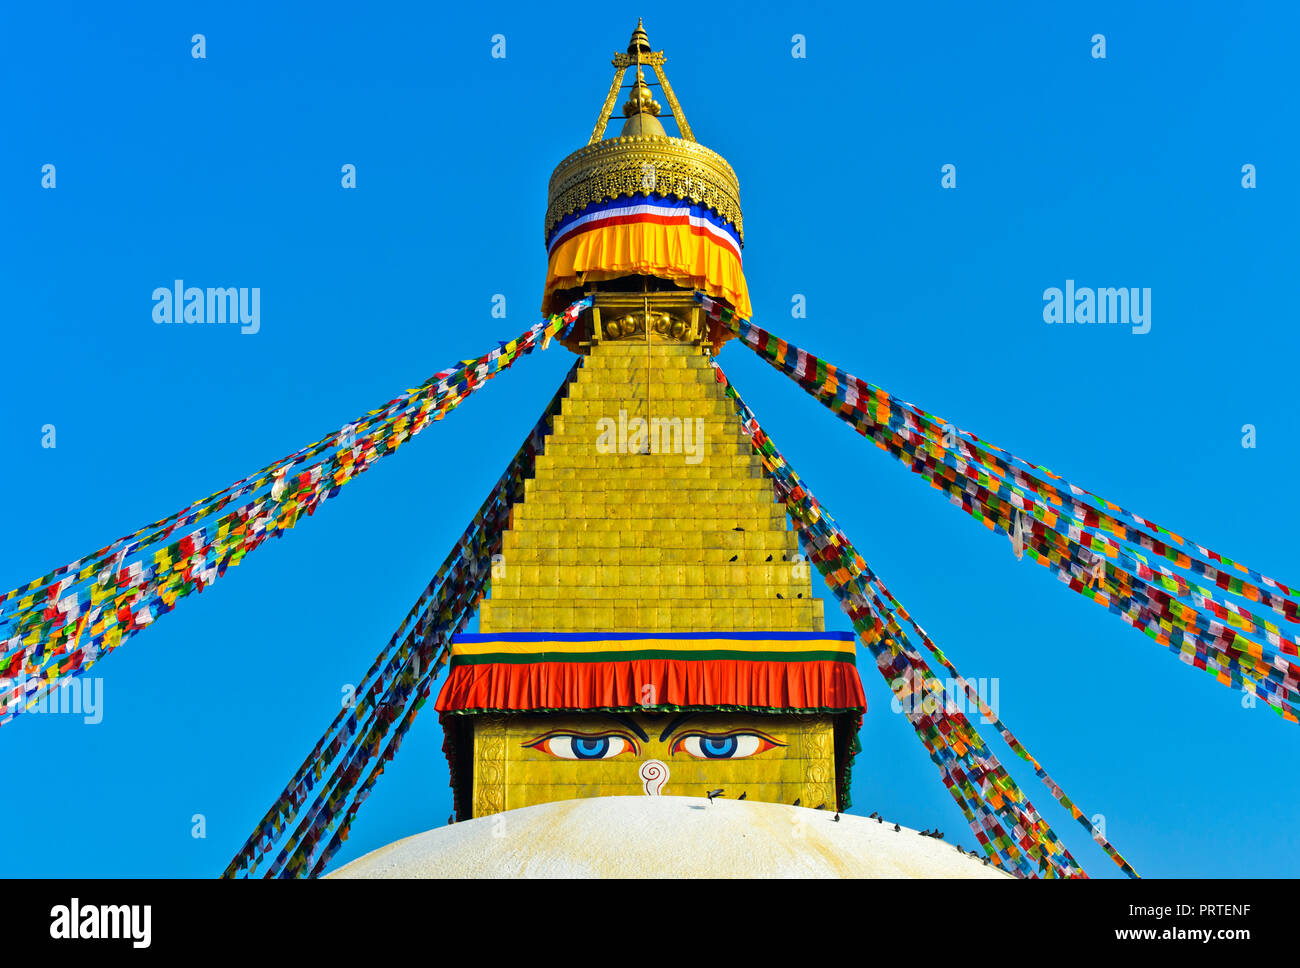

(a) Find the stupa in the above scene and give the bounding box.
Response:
[432,20,866,821]
[339,23,1001,877]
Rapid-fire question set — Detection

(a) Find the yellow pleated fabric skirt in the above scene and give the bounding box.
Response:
[543,218,752,319]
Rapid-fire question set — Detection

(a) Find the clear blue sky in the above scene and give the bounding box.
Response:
[1,1,1296,878]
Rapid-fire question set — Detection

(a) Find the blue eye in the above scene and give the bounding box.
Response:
[524,733,636,759]
[674,733,780,760]
[700,735,738,758]
[572,736,610,759]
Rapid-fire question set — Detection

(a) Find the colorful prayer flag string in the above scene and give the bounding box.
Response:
[0,299,591,731]
[223,360,581,878]
[710,358,1142,878]
[701,295,1299,726]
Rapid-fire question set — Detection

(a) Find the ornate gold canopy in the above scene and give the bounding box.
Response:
[543,20,744,246]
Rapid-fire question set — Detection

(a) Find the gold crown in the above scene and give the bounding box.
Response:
[543,20,743,246]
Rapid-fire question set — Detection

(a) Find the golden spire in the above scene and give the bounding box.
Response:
[586,20,694,144]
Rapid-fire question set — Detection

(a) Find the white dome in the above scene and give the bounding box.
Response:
[327,796,1011,879]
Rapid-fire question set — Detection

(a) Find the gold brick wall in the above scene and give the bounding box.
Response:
[462,337,845,818]
[480,338,824,634]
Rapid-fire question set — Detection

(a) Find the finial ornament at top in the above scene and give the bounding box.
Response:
[628,18,652,55]
[587,21,693,144]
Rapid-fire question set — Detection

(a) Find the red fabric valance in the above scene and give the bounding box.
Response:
[435,657,866,715]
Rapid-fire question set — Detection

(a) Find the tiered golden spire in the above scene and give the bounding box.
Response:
[587,19,694,144]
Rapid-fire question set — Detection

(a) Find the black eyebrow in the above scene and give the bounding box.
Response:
[658,712,699,742]
[604,713,649,743]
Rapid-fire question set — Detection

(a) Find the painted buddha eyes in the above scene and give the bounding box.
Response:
[524,732,638,760]
[671,731,783,760]
[523,727,785,761]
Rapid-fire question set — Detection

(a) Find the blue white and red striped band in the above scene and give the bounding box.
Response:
[545,194,743,261]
